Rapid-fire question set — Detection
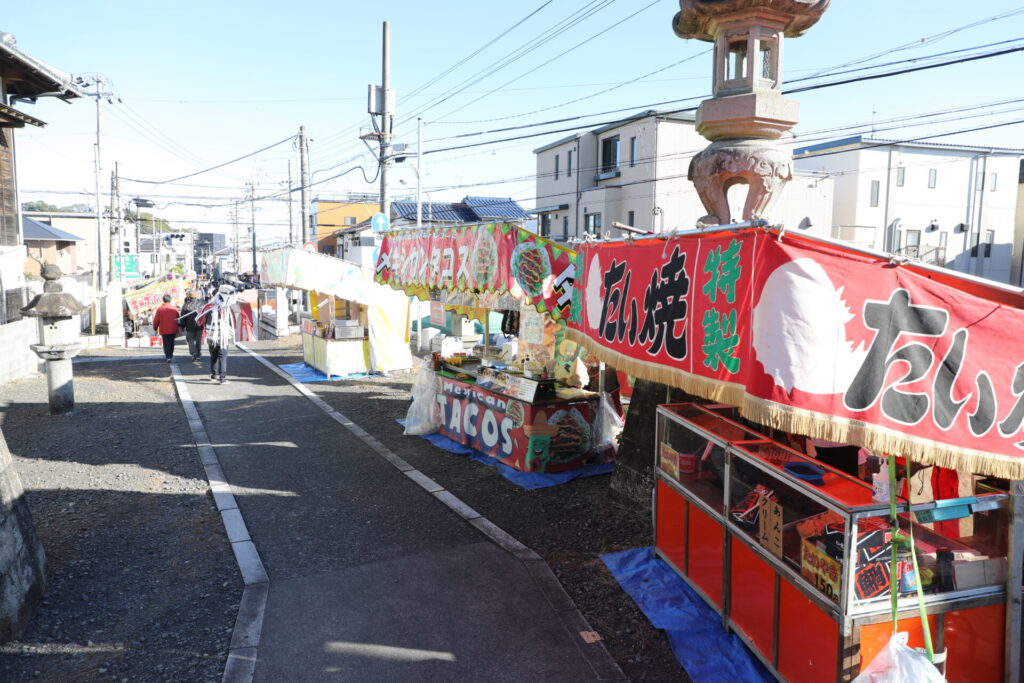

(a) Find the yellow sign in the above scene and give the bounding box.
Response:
[800,539,841,603]
[124,278,189,314]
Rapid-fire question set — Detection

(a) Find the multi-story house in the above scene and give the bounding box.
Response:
[311,194,380,256]
[794,136,1023,285]
[531,109,834,241]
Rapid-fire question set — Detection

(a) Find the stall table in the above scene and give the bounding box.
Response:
[654,403,1016,682]
[300,319,368,377]
[434,360,598,473]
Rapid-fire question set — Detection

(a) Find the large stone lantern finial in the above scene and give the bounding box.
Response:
[673,0,829,225]
[21,264,85,415]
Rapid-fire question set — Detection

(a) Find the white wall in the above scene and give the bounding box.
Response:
[796,145,1021,283]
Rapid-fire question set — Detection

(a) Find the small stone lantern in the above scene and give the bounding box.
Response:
[20,264,85,415]
[673,0,830,224]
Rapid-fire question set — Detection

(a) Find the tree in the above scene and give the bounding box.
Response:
[21,201,60,212]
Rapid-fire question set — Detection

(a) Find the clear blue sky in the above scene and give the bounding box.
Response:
[5,0,1024,241]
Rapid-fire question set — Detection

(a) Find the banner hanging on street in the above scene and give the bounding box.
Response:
[374,223,577,320]
[569,229,1024,478]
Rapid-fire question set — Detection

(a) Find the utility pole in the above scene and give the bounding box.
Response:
[299,126,310,244]
[379,21,392,219]
[287,160,295,247]
[88,76,106,285]
[417,118,423,229]
[110,165,119,281]
[231,204,239,274]
[248,184,257,277]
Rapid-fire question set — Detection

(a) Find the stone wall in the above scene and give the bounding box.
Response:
[0,427,45,643]
[0,318,42,386]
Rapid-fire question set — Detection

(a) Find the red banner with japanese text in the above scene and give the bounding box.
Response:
[569,228,1024,478]
[374,223,577,321]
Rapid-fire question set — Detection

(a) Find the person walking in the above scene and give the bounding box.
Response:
[196,284,237,384]
[179,289,205,362]
[151,294,180,363]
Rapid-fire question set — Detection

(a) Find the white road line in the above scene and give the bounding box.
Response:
[169,363,267,683]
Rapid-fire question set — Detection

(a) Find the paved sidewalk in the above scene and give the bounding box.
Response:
[176,346,619,681]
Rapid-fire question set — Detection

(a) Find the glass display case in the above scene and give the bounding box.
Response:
[653,403,1017,682]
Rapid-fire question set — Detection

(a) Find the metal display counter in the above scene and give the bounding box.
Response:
[654,403,1017,682]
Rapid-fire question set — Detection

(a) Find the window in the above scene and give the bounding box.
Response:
[540,213,552,238]
[928,169,937,188]
[869,180,880,207]
[629,137,637,167]
[344,217,356,226]
[627,210,635,227]
[896,167,905,187]
[567,150,573,178]
[584,212,602,236]
[601,136,620,173]
[554,154,560,181]
[905,229,920,258]
[562,216,568,238]
[893,229,902,253]
[985,229,995,257]
[976,171,984,190]
[990,173,997,192]
[938,231,948,247]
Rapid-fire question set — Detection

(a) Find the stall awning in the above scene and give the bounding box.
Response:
[568,226,1024,479]
[374,222,578,321]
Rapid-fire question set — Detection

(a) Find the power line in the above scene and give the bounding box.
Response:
[123,135,296,186]
[419,43,1024,156]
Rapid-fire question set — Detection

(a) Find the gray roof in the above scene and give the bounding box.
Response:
[794,135,1024,157]
[391,196,529,223]
[0,34,82,100]
[22,216,83,242]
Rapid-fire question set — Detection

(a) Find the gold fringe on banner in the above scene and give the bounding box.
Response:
[566,328,1024,481]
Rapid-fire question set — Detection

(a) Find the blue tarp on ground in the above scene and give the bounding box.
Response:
[280,362,371,383]
[397,419,614,490]
[600,547,773,683]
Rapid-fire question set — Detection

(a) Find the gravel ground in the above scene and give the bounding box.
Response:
[249,338,689,683]
[0,356,239,683]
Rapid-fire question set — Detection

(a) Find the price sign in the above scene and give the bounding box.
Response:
[758,496,784,559]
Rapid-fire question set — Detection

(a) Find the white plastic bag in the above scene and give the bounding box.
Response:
[592,393,624,461]
[853,633,945,683]
[404,366,441,436]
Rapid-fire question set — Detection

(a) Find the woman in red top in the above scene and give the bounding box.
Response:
[151,294,180,363]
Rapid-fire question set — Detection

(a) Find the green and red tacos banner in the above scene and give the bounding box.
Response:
[570,228,1024,479]
[374,223,577,321]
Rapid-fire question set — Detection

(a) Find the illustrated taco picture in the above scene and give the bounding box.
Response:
[505,399,526,428]
[471,230,499,289]
[547,408,592,461]
[511,241,551,299]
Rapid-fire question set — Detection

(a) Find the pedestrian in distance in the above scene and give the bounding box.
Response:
[151,294,180,363]
[178,289,205,362]
[196,284,237,384]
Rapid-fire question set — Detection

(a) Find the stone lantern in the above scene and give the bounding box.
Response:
[673,0,829,225]
[20,264,85,415]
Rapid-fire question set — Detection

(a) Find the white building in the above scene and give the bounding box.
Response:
[794,136,1023,284]
[531,110,834,241]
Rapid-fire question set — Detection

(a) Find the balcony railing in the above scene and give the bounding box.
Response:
[894,245,946,267]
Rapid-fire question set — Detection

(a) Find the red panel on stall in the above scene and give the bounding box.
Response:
[857,604,1004,682]
[686,504,723,608]
[944,604,1004,682]
[729,540,775,660]
[777,578,838,683]
[655,480,687,572]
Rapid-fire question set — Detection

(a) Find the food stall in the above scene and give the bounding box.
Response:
[260,246,411,374]
[376,222,605,473]
[567,225,1024,681]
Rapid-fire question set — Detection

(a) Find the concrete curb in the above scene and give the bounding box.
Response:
[170,363,269,683]
[236,343,626,681]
